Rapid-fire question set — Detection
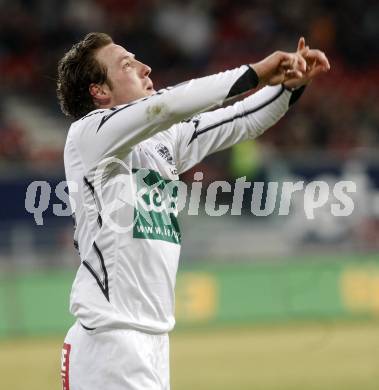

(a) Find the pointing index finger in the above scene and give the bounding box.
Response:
[297,37,306,52]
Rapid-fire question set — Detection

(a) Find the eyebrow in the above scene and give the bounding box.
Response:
[119,53,135,63]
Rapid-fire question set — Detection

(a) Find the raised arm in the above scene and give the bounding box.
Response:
[167,38,330,174]
[168,84,300,175]
[72,65,260,170]
[70,42,322,170]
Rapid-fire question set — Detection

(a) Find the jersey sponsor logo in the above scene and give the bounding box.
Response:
[155,143,175,165]
[133,169,181,244]
[61,343,71,390]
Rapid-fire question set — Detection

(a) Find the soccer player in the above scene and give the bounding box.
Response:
[57,32,329,390]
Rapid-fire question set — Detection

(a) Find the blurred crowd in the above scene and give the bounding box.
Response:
[1,0,378,168]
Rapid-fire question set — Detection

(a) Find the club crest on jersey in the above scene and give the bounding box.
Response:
[155,143,174,165]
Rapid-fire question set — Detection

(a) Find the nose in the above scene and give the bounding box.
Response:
[140,62,151,77]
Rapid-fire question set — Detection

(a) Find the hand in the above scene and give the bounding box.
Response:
[251,50,307,87]
[284,37,330,89]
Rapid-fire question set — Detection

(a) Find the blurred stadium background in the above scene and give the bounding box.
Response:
[1,0,379,389]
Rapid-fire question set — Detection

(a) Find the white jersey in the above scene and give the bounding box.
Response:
[64,65,302,334]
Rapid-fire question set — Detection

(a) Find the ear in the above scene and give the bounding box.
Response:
[89,83,111,107]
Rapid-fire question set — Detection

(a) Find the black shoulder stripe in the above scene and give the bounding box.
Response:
[188,85,285,145]
[81,110,106,120]
[95,89,171,132]
[96,99,145,132]
[95,81,193,132]
[226,66,259,99]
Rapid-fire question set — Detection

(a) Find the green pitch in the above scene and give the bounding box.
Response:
[1,321,379,390]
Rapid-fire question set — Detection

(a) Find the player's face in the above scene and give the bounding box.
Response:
[95,43,155,106]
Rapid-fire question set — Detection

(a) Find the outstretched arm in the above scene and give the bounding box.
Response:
[168,38,330,174]
[168,84,293,175]
[72,48,309,170]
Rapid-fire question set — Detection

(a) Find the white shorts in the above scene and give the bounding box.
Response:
[61,322,170,390]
